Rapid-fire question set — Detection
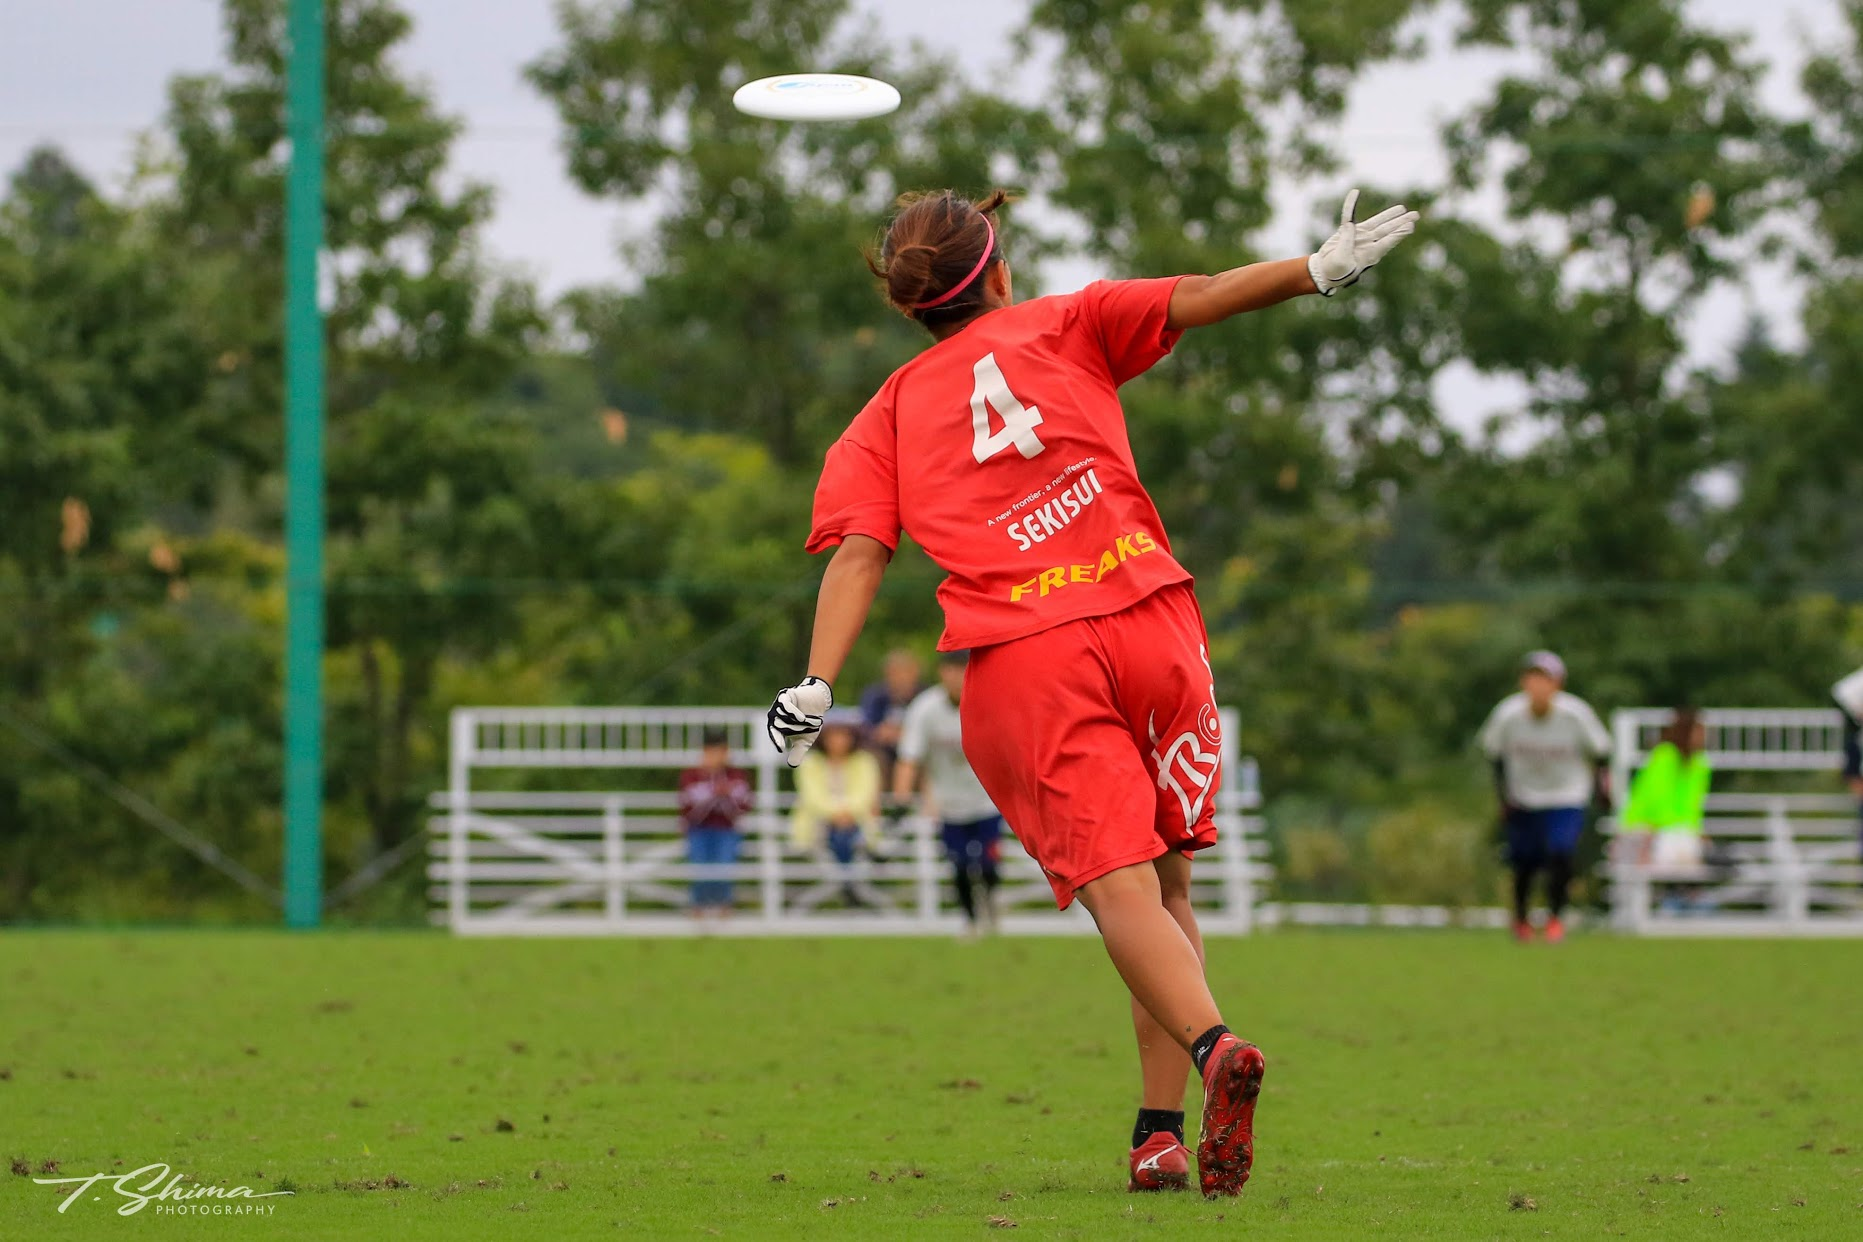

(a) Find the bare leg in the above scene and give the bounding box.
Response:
[1078,857,1223,1056]
[1130,852,1205,1108]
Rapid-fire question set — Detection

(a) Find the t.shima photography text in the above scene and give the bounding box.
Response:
[34,1164,294,1217]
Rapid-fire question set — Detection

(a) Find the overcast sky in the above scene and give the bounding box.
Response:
[1,0,1848,429]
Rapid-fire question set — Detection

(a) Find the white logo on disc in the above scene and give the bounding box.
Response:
[733,74,901,121]
[774,79,861,93]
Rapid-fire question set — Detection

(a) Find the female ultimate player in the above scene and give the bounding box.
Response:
[767,188,1418,1197]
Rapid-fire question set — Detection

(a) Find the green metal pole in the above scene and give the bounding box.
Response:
[283,0,326,928]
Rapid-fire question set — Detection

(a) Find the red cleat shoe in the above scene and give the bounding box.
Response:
[1544,916,1566,943]
[1196,1034,1266,1198]
[1128,1130,1190,1192]
[1513,919,1535,943]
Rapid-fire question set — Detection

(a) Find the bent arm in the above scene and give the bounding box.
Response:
[1165,257,1318,330]
[807,535,892,684]
[893,759,921,805]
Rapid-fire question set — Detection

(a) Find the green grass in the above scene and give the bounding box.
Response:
[1,930,1858,1239]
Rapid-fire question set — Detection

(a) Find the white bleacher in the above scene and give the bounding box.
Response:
[429,706,1273,935]
[1606,708,1861,936]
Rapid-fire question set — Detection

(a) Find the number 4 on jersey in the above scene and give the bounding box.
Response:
[970,352,1045,463]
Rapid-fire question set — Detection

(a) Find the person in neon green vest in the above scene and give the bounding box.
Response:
[1621,708,1712,910]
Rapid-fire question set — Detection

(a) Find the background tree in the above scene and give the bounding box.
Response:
[0,148,251,917]
[1712,0,1863,591]
[1433,0,1771,586]
[157,0,551,860]
[1342,0,1843,716]
[528,0,1058,468]
[4,0,1859,919]
[1020,0,1437,798]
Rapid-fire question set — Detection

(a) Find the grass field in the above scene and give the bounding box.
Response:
[2,929,1859,1239]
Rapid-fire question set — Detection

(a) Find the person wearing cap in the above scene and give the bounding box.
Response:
[676,726,755,921]
[791,709,886,908]
[1834,664,1863,860]
[1477,651,1613,942]
[895,651,1005,935]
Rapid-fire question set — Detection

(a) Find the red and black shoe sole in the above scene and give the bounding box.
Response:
[1128,1168,1190,1193]
[1197,1041,1266,1198]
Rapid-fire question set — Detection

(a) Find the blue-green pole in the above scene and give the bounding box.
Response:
[283,0,325,928]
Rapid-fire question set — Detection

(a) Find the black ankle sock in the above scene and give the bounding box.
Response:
[1189,1024,1231,1077]
[1132,1108,1185,1149]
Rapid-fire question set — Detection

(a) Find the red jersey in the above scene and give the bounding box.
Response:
[807,278,1192,650]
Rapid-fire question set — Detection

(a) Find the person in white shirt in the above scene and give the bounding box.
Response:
[895,651,1004,934]
[1478,651,1612,943]
[1833,665,1863,859]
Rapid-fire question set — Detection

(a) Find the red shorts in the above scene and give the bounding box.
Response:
[959,582,1224,908]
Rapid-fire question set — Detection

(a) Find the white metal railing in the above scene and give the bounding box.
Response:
[1606,708,1861,937]
[425,798,1271,936]
[436,705,1272,936]
[1609,707,1849,797]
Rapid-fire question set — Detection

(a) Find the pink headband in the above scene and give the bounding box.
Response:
[910,217,997,311]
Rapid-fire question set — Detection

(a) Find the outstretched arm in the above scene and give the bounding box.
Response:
[1166,189,1420,331]
[1166,257,1317,329]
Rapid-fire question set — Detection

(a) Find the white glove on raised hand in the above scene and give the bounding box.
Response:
[1308,189,1420,296]
[766,676,834,767]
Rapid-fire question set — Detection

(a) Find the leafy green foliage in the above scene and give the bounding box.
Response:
[2,0,1860,920]
[528,0,1057,464]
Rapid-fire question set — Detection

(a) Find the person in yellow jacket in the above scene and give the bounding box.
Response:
[1621,708,1713,911]
[791,710,885,908]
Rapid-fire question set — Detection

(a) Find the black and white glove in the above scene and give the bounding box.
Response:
[766,676,834,768]
[1308,188,1421,296]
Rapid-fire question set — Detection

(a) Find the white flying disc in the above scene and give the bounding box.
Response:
[733,73,901,122]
